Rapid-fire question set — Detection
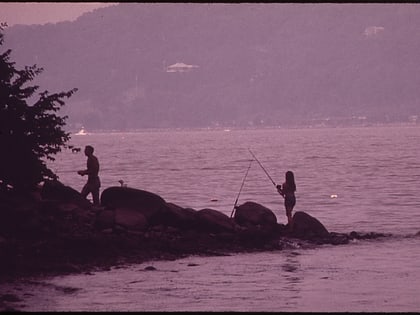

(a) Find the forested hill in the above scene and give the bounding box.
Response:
[4,3,420,130]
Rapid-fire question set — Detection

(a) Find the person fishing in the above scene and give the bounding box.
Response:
[78,145,101,207]
[248,149,296,227]
[276,170,296,230]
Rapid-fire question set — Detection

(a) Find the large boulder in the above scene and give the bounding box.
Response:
[41,180,92,209]
[233,201,278,230]
[292,211,329,239]
[115,207,148,231]
[100,187,167,224]
[95,209,115,230]
[196,208,236,233]
[158,202,198,229]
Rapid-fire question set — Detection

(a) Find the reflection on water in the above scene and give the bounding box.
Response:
[281,251,302,309]
[282,251,302,286]
[1,237,419,312]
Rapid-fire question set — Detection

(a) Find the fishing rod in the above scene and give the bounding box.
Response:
[248,148,277,187]
[248,148,285,199]
[230,159,253,218]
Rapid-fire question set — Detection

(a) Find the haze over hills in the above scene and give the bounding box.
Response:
[4,3,420,131]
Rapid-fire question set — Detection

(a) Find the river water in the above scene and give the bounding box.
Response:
[2,126,419,311]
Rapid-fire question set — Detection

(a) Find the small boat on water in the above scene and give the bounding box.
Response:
[74,127,87,136]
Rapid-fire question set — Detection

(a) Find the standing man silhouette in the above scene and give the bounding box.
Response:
[78,145,101,206]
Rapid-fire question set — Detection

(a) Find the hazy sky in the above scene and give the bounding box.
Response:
[0,2,118,26]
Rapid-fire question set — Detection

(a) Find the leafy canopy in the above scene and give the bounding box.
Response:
[0,23,78,193]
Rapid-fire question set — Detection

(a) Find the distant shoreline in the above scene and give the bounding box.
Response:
[69,122,420,135]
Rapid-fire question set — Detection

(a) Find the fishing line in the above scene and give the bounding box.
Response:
[248,148,277,187]
[248,148,284,199]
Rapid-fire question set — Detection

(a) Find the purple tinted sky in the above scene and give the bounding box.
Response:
[0,2,117,26]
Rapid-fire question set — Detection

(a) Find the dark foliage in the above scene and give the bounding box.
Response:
[0,23,77,193]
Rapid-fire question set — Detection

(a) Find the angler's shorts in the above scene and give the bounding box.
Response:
[284,195,296,209]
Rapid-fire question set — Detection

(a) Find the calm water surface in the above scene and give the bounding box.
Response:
[2,126,420,311]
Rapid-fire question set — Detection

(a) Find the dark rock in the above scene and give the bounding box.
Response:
[292,211,330,239]
[95,209,115,230]
[196,208,237,233]
[158,203,198,229]
[328,232,351,245]
[100,187,167,224]
[349,231,391,240]
[234,201,278,231]
[0,184,395,280]
[41,180,92,209]
[115,207,148,231]
[144,266,156,271]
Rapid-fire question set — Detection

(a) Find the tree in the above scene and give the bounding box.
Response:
[0,23,78,193]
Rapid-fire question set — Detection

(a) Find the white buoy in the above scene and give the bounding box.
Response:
[330,194,338,198]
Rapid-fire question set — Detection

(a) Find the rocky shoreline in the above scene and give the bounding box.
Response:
[0,180,391,282]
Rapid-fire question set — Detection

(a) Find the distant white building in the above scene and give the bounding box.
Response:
[166,62,199,73]
[363,26,385,37]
